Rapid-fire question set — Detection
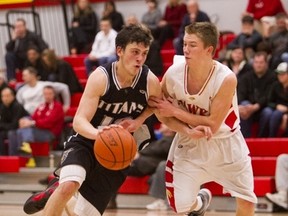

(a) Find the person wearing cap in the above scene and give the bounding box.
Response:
[258,62,288,137]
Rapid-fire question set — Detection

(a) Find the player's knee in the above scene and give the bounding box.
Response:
[58,181,79,198]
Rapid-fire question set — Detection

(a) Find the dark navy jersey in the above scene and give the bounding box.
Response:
[90,62,149,128]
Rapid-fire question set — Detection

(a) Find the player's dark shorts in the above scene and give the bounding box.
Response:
[56,134,129,214]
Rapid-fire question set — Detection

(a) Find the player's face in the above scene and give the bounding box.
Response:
[183,33,210,62]
[117,42,149,76]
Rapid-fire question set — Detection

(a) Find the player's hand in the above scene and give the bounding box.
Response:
[98,124,122,134]
[118,118,141,133]
[148,96,175,118]
[187,125,212,140]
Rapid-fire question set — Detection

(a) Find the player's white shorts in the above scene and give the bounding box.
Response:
[165,130,258,213]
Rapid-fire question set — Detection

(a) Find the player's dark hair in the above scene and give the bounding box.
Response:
[115,24,153,50]
[185,22,219,56]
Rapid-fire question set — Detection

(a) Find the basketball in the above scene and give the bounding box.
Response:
[94,127,137,170]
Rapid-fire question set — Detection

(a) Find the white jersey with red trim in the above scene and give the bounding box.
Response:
[165,60,240,139]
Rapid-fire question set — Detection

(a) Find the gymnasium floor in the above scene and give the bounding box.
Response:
[1,205,286,216]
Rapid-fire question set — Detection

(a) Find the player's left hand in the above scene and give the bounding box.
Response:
[187,125,212,140]
[148,96,175,117]
[118,118,142,133]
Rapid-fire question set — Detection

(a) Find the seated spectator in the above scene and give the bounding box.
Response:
[102,0,124,32]
[125,14,139,26]
[69,0,99,55]
[267,13,288,70]
[145,39,164,77]
[174,0,210,55]
[243,0,286,34]
[5,18,48,82]
[16,67,70,115]
[225,45,252,80]
[146,161,168,210]
[0,87,28,155]
[141,0,162,37]
[41,49,83,94]
[0,73,8,104]
[237,51,277,137]
[8,85,65,167]
[153,0,187,47]
[227,15,262,60]
[84,17,117,75]
[258,62,288,137]
[265,153,288,210]
[24,46,48,81]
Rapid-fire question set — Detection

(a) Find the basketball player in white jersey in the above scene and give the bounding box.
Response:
[149,22,257,216]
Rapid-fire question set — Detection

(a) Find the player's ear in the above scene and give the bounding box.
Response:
[116,46,122,57]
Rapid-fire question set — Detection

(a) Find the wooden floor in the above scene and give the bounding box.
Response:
[0,205,287,216]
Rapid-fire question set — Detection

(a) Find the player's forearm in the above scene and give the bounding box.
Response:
[135,107,154,124]
[172,107,210,128]
[156,115,191,136]
[73,116,98,140]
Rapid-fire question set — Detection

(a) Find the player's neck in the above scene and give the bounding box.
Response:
[187,59,214,77]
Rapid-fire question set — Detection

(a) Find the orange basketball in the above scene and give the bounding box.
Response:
[94,127,137,170]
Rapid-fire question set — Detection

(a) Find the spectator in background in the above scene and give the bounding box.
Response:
[243,0,286,33]
[69,0,99,55]
[141,0,162,38]
[266,13,288,70]
[174,0,210,55]
[225,46,252,80]
[0,87,28,155]
[8,85,65,168]
[41,49,83,94]
[258,62,288,137]
[16,67,70,115]
[5,18,48,82]
[84,18,117,75]
[0,74,8,104]
[102,0,124,32]
[153,0,187,47]
[227,15,262,60]
[265,153,288,210]
[24,46,48,81]
[237,51,277,138]
[125,14,139,26]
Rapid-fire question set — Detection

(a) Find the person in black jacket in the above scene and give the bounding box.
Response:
[24,46,48,81]
[69,0,99,55]
[102,0,124,32]
[258,62,288,137]
[5,18,48,82]
[0,87,29,155]
[227,15,262,60]
[237,51,277,137]
[41,49,83,94]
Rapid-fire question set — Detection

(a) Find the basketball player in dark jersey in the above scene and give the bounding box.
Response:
[24,24,211,216]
